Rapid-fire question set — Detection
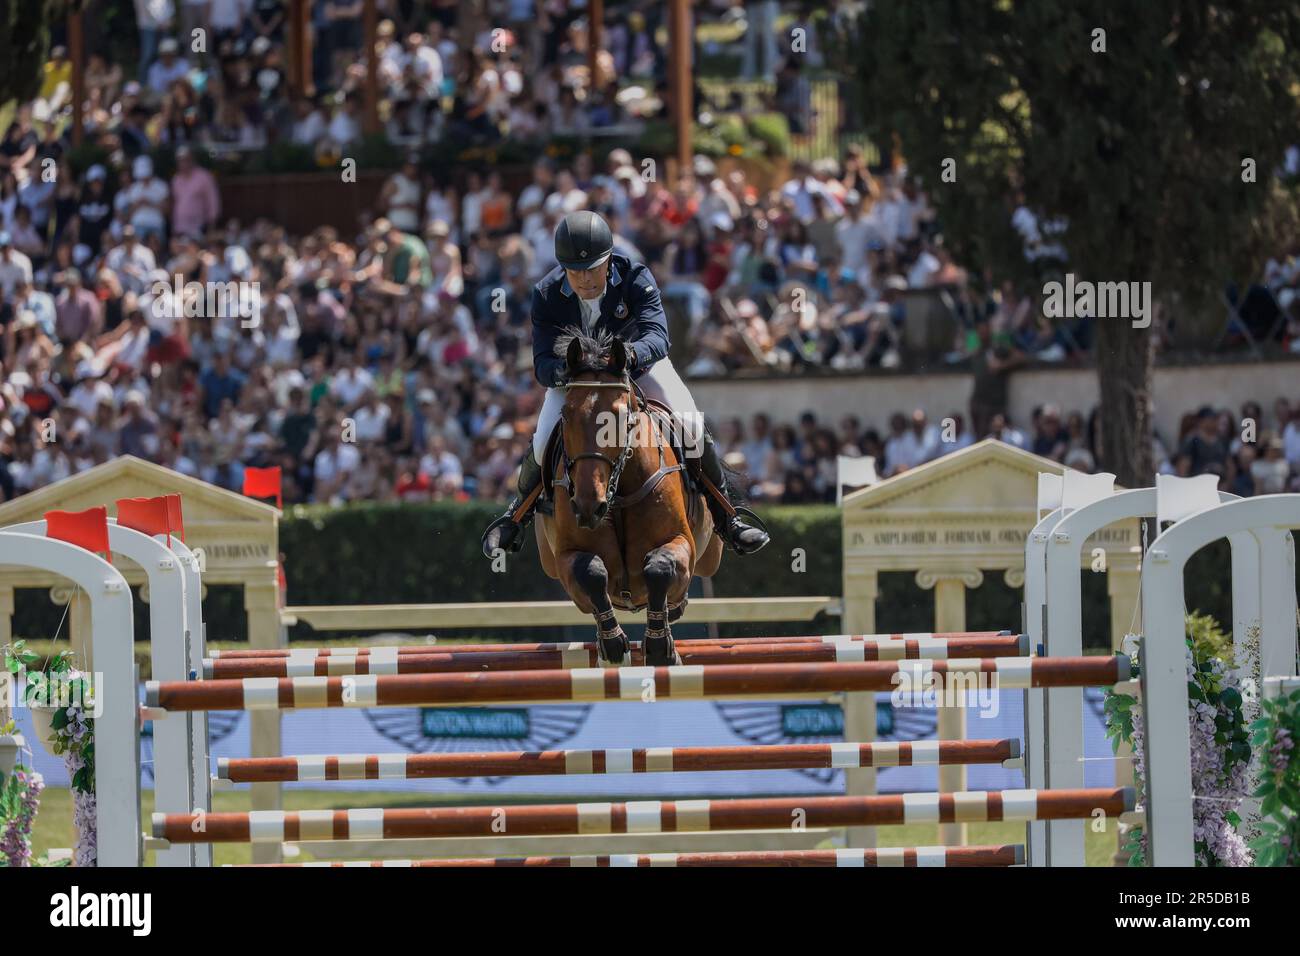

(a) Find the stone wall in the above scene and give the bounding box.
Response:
[688,358,1300,443]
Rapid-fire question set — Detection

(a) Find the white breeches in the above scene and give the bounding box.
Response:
[533,358,702,460]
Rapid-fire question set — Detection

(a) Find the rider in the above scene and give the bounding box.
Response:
[481,210,770,558]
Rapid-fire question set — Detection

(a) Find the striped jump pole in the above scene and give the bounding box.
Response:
[148,655,1129,712]
[203,635,1031,678]
[207,632,1014,659]
[237,844,1027,867]
[216,738,1022,784]
[153,787,1135,844]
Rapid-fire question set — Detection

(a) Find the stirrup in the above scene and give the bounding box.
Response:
[731,505,770,535]
[718,506,769,555]
[481,507,530,557]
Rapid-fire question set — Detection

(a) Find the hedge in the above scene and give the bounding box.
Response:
[10,502,1249,648]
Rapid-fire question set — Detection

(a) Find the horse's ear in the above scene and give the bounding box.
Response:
[609,338,628,375]
[565,335,584,373]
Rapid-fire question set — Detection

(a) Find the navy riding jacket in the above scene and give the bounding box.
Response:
[530,254,670,388]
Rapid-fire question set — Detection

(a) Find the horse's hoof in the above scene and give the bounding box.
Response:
[644,631,680,667]
[598,630,629,666]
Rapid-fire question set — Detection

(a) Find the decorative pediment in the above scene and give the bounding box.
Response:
[0,456,279,587]
[842,439,1066,517]
[842,440,1134,570]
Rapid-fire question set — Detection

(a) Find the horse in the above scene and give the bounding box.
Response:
[534,330,724,666]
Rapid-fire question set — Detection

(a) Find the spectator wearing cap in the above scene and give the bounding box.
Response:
[124,156,170,243]
[103,226,157,294]
[54,269,104,343]
[147,37,191,95]
[1254,436,1293,493]
[171,147,221,239]
[77,165,114,254]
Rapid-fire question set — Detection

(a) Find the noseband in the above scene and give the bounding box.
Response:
[553,376,638,512]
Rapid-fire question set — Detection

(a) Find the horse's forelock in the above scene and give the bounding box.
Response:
[555,328,615,373]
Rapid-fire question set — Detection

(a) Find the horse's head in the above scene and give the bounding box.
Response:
[558,329,632,529]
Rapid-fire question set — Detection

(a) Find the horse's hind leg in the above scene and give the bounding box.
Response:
[643,538,691,666]
[565,551,629,665]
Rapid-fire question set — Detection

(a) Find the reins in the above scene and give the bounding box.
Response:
[553,375,684,515]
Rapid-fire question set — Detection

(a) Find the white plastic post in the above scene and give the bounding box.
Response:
[1041,483,1271,864]
[8,519,196,866]
[0,532,141,866]
[171,538,213,868]
[1141,495,1300,865]
[1021,475,1067,867]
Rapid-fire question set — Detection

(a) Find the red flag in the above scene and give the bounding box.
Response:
[45,507,112,563]
[243,467,283,509]
[164,493,186,543]
[117,495,185,545]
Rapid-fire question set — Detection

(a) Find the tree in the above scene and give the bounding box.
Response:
[0,0,67,107]
[846,1,1300,486]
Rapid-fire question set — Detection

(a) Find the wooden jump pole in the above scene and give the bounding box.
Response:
[148,655,1130,712]
[238,844,1027,867]
[216,738,1022,784]
[152,787,1136,844]
[203,635,1031,678]
[209,631,1016,658]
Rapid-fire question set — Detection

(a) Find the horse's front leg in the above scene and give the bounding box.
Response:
[560,550,629,665]
[642,537,691,666]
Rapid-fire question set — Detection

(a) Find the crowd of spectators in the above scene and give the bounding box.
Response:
[2,2,1300,507]
[109,0,672,161]
[711,399,1300,504]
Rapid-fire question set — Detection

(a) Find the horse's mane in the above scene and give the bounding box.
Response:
[554,327,616,374]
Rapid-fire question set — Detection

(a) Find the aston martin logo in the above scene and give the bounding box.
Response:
[364,705,593,784]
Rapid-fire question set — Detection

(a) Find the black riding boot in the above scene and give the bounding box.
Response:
[697,431,770,555]
[481,449,544,558]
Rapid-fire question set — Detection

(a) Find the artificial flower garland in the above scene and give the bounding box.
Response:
[1106,612,1252,866]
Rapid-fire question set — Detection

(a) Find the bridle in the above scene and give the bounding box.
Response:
[553,374,638,512]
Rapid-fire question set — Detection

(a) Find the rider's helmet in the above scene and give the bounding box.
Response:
[554,211,614,270]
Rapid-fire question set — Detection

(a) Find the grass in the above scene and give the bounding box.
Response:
[27,784,1127,867]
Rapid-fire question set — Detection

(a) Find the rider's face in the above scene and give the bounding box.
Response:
[565,260,610,299]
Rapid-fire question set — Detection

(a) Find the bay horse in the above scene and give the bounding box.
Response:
[535,330,723,666]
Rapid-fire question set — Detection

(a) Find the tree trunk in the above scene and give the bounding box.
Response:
[1092,318,1155,488]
